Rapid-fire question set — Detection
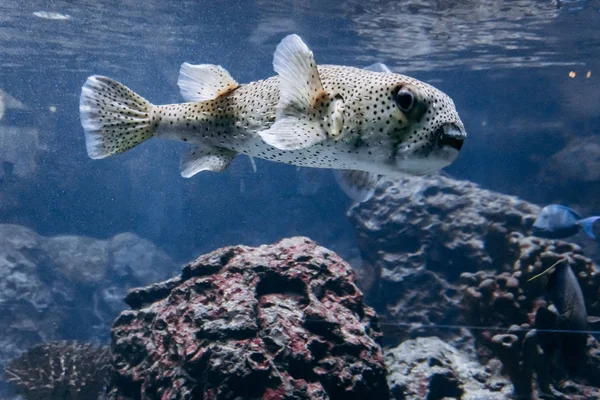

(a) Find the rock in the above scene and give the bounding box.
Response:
[44,235,109,284]
[107,237,389,400]
[385,337,512,400]
[348,174,539,277]
[461,233,600,398]
[541,136,600,185]
[347,174,539,345]
[0,224,176,397]
[346,173,600,397]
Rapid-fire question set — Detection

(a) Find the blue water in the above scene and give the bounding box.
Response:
[1,0,600,397]
[0,0,595,262]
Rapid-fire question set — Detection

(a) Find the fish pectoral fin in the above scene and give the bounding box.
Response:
[364,62,392,73]
[180,146,236,178]
[259,94,345,150]
[258,118,327,150]
[259,34,344,151]
[177,63,239,102]
[333,170,380,203]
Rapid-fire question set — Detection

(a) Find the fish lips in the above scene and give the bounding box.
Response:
[437,124,466,151]
[391,123,466,176]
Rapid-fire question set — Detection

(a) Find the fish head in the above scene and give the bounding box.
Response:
[532,204,580,238]
[352,71,466,176]
[533,205,555,231]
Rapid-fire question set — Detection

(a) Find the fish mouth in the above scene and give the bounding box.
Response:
[391,123,466,176]
[437,124,465,151]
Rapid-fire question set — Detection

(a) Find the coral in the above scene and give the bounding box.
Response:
[4,341,111,400]
[347,173,539,345]
[460,233,600,398]
[385,337,512,400]
[107,237,389,400]
[346,173,600,397]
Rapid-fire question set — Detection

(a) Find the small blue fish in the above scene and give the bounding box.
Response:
[533,204,600,239]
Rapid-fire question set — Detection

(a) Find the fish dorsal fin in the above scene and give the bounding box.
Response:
[333,170,380,203]
[553,204,582,218]
[177,63,239,102]
[259,34,337,151]
[527,258,567,283]
[364,62,392,73]
[272,34,325,116]
[180,146,236,178]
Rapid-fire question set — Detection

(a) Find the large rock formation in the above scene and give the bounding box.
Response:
[461,233,600,399]
[107,237,389,400]
[347,173,600,399]
[0,224,176,396]
[347,174,540,345]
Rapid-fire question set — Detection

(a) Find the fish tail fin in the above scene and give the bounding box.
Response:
[80,76,155,159]
[577,216,600,238]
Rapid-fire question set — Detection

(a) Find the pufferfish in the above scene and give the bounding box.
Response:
[79,34,466,202]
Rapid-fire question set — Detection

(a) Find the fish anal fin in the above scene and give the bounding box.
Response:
[177,63,239,102]
[180,146,236,178]
[587,316,600,326]
[333,169,380,203]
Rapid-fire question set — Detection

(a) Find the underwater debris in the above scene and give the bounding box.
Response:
[32,11,71,20]
[107,237,389,399]
[5,341,111,400]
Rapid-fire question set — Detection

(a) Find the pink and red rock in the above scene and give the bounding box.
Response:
[107,237,389,400]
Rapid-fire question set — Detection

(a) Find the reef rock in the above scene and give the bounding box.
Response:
[347,174,540,345]
[461,233,600,399]
[386,336,512,400]
[108,237,389,400]
[0,224,176,396]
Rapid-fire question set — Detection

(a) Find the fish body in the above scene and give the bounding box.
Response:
[80,35,466,199]
[546,261,589,374]
[547,262,588,332]
[532,204,599,239]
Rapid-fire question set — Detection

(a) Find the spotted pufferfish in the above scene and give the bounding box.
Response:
[79,34,466,202]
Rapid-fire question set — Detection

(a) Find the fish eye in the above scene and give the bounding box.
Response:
[395,88,415,112]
